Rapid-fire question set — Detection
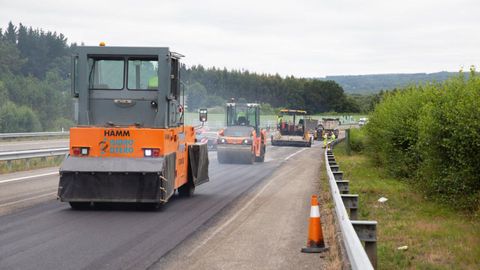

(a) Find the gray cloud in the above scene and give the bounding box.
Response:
[1,0,479,77]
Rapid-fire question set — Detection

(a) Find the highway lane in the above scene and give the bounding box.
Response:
[0,145,315,270]
[0,139,69,152]
[0,168,59,216]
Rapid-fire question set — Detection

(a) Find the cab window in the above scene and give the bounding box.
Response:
[88,58,124,90]
[127,58,158,90]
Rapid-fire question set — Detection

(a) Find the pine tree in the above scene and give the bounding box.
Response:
[4,22,17,44]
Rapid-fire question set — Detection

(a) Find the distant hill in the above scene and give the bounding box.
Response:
[323,72,458,94]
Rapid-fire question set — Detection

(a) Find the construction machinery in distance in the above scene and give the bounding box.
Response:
[271,109,312,147]
[304,118,320,140]
[216,101,267,164]
[57,44,209,210]
[320,118,340,138]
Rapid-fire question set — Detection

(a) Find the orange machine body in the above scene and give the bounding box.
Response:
[218,129,266,157]
[69,126,195,189]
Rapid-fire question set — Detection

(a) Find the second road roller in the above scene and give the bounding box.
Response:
[216,101,267,164]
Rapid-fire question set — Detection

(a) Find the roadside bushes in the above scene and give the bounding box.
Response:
[366,70,480,211]
[0,101,42,132]
[348,128,367,153]
[366,86,431,178]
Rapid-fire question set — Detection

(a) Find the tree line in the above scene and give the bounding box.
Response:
[182,65,361,113]
[0,22,75,132]
[0,22,364,133]
[326,72,458,94]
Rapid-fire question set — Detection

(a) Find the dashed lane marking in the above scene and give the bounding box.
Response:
[0,172,58,185]
[284,148,307,161]
[187,167,281,257]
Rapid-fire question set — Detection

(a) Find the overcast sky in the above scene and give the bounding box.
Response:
[1,0,479,77]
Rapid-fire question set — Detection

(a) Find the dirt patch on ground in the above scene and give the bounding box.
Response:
[319,160,348,269]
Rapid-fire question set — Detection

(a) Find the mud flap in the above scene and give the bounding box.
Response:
[188,143,209,186]
[160,153,176,202]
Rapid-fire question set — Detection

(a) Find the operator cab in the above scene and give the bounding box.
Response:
[72,45,183,128]
[225,102,261,137]
[277,109,307,136]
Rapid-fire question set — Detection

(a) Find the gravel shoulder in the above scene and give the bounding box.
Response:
[154,145,329,270]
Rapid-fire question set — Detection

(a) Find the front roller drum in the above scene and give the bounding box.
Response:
[217,147,253,164]
[58,171,172,205]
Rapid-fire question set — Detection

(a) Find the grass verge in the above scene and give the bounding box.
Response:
[333,141,480,269]
[319,156,346,269]
[0,156,64,174]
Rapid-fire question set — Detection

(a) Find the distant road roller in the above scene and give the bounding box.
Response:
[271,109,312,147]
[217,101,267,164]
[57,45,209,209]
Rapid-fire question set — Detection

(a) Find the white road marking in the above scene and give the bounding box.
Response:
[284,148,307,161]
[0,172,58,185]
[0,192,56,208]
[188,168,280,257]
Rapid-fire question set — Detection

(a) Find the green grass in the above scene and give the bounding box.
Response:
[0,156,64,174]
[333,142,480,270]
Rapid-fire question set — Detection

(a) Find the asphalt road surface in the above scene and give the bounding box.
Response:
[0,145,324,270]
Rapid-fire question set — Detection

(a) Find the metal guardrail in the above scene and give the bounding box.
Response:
[0,148,69,161]
[325,139,375,270]
[0,131,69,139]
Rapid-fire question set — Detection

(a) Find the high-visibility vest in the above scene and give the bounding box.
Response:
[148,77,158,88]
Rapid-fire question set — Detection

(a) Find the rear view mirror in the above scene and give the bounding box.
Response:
[199,108,208,122]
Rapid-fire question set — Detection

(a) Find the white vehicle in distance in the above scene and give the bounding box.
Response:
[358,117,368,127]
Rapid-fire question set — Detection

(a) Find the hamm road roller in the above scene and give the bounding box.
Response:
[57,45,209,209]
[217,101,267,164]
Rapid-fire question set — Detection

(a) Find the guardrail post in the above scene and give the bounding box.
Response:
[341,194,358,220]
[351,221,377,269]
[335,180,349,194]
[329,165,340,172]
[333,171,343,180]
[6,160,12,170]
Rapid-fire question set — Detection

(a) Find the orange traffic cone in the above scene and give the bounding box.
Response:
[301,195,328,253]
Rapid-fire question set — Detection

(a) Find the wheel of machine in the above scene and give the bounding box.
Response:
[69,202,91,210]
[250,153,255,164]
[255,145,266,162]
[178,181,195,197]
[142,202,164,211]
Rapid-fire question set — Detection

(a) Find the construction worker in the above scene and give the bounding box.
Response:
[323,133,328,148]
[331,132,336,141]
[148,76,158,89]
